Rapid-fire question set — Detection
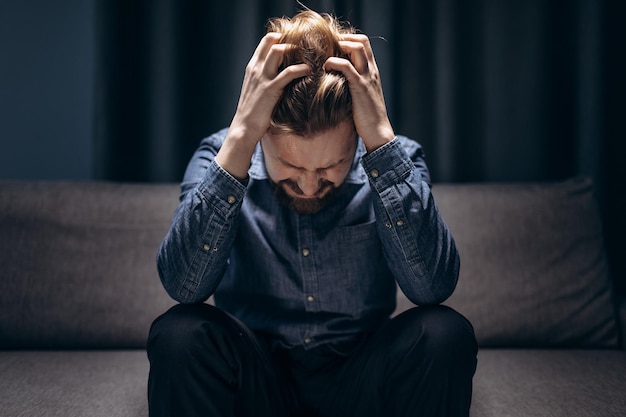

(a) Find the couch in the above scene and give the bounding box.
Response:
[1,178,624,416]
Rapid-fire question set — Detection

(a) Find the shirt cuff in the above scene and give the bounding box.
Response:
[360,138,416,192]
[197,160,248,217]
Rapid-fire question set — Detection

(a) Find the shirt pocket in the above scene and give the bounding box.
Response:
[333,221,383,279]
[335,220,378,242]
[325,221,386,315]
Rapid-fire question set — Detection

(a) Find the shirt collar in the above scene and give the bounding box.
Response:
[248,138,369,185]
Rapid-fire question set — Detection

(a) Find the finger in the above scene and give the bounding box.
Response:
[340,34,373,57]
[251,32,282,63]
[338,40,369,74]
[272,63,311,89]
[323,57,361,82]
[340,33,371,45]
[264,43,295,78]
[340,34,378,70]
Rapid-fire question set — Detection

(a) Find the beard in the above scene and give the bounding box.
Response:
[271,178,338,214]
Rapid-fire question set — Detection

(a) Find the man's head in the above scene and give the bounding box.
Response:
[267,10,356,136]
[262,11,358,214]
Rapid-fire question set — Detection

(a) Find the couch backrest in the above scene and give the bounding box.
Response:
[0,178,619,349]
[395,177,619,348]
[0,181,178,349]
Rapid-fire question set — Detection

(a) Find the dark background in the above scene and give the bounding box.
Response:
[1,0,624,294]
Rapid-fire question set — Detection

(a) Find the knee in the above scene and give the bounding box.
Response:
[393,305,477,364]
[147,303,239,358]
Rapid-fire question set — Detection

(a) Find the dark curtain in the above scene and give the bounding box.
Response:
[94,0,625,294]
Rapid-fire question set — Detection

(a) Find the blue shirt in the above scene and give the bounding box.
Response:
[157,128,459,350]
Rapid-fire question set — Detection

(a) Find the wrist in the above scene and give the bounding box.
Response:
[215,128,261,180]
[362,125,396,154]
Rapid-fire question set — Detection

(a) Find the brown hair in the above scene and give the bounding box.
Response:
[267,11,356,137]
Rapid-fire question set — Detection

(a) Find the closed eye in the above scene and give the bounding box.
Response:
[280,158,349,172]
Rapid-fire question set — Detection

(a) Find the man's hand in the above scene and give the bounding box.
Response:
[216,33,310,179]
[323,34,395,153]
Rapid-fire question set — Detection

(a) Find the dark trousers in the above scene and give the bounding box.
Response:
[147,303,477,417]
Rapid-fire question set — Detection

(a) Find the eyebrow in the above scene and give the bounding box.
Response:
[278,156,348,171]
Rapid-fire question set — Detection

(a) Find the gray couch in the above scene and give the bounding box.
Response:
[1,178,625,416]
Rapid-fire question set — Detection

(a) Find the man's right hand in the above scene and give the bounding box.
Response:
[215,33,310,180]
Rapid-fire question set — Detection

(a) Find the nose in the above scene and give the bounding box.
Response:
[297,171,321,196]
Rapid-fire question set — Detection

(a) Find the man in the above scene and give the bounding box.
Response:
[148,10,477,417]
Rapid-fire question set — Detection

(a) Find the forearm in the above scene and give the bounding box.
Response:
[157,161,246,303]
[214,126,260,180]
[362,138,459,305]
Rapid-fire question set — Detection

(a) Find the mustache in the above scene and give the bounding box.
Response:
[271,178,338,214]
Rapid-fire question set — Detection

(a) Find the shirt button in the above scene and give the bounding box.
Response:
[370,169,379,178]
[396,220,405,227]
[304,338,312,344]
[302,248,311,257]
[227,195,237,204]
[203,244,210,251]
[307,295,315,302]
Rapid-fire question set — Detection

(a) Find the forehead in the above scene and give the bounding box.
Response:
[264,123,357,169]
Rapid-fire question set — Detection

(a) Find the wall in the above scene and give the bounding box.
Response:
[0,0,94,180]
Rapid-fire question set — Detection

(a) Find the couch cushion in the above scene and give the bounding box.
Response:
[471,349,626,416]
[0,350,148,417]
[2,349,624,417]
[0,181,178,348]
[431,178,618,347]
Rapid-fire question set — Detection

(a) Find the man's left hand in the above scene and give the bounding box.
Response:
[323,34,395,153]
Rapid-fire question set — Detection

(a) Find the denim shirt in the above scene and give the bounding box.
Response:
[157,128,459,350]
